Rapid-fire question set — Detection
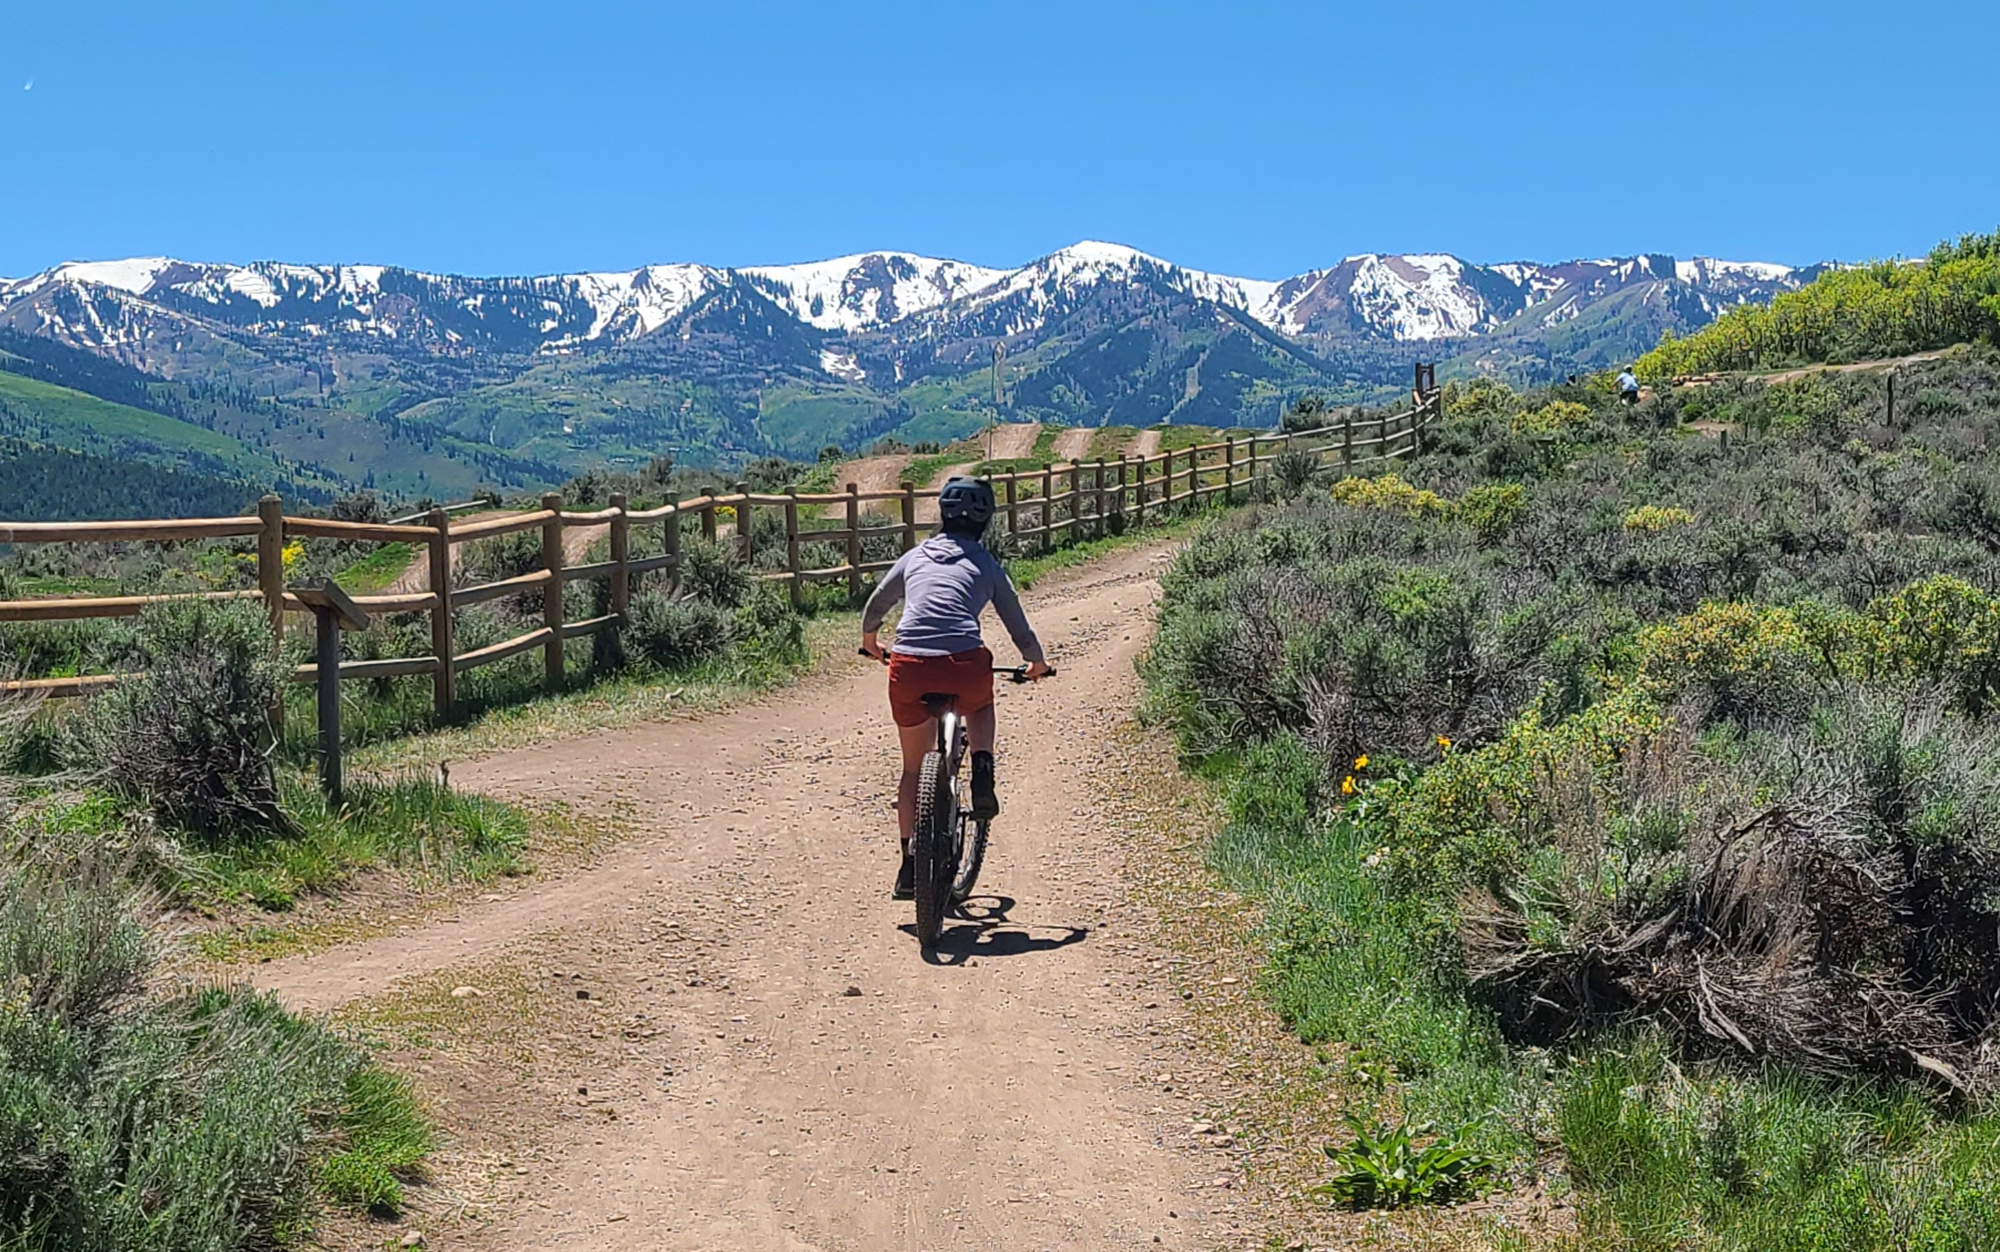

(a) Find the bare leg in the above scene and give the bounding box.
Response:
[967,703,996,754]
[896,720,933,847]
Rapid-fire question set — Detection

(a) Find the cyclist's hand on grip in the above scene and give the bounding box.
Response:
[1025,660,1053,682]
[859,633,888,663]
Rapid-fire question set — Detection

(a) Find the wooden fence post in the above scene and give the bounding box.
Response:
[845,483,863,601]
[257,494,286,737]
[427,506,456,715]
[1005,474,1019,540]
[1116,454,1129,527]
[701,487,719,545]
[784,487,803,609]
[1094,458,1108,538]
[1134,453,1149,526]
[1342,413,1354,472]
[1068,462,1084,544]
[1048,464,1064,552]
[541,492,565,690]
[900,481,918,552]
[1224,439,1238,504]
[608,491,631,620]
[663,491,682,596]
[735,482,754,565]
[257,494,285,650]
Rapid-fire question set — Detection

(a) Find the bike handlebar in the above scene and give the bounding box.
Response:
[857,648,1054,682]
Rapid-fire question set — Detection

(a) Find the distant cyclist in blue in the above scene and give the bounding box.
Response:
[1617,367,1641,405]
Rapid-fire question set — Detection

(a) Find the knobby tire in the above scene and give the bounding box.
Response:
[953,817,989,903]
[913,750,953,948]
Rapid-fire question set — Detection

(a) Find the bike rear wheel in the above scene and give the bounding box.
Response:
[912,750,957,948]
[952,814,989,903]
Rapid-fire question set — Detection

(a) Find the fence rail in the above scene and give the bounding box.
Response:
[2,377,1441,715]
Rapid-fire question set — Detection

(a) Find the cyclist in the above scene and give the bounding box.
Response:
[861,477,1051,899]
[1617,366,1641,405]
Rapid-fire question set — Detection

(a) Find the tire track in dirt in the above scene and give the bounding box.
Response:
[261,544,1258,1251]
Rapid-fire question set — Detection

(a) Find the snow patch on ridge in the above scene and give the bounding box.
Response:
[744,252,1010,332]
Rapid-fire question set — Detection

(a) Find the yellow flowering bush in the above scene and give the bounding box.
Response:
[1635,602,1824,718]
[1622,504,1695,532]
[1331,473,1449,517]
[1458,483,1527,544]
[1510,400,1592,437]
[1373,686,1664,894]
[1851,574,2000,712]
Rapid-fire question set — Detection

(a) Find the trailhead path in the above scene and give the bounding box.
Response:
[262,542,1256,1251]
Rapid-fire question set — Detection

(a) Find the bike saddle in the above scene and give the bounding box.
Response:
[920,693,956,715]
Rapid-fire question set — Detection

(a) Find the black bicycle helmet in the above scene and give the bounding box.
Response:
[938,476,995,527]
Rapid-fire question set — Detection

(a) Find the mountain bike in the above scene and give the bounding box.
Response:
[864,653,1053,949]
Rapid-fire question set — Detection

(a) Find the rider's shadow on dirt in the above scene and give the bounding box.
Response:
[901,895,1089,966]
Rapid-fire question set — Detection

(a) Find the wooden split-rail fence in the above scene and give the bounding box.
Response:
[1,377,1441,717]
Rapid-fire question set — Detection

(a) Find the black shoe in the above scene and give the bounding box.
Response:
[892,849,916,900]
[970,751,1000,821]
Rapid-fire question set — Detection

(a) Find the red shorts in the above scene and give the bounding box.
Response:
[888,647,995,727]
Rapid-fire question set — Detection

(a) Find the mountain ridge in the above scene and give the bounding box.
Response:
[0,240,1824,490]
[0,241,1809,352]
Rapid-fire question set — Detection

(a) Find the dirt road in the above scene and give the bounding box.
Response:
[264,544,1253,1251]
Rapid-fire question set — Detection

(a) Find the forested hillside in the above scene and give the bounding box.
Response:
[0,438,261,521]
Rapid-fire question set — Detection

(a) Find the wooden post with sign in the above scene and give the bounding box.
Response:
[291,579,371,804]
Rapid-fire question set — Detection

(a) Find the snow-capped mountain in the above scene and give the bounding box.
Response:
[740,253,1009,332]
[0,239,1817,486]
[0,242,1805,360]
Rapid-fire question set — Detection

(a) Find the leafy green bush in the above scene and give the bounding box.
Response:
[1313,1112,1495,1208]
[1145,276,2000,1235]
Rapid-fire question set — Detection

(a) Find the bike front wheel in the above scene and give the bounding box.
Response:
[912,750,957,948]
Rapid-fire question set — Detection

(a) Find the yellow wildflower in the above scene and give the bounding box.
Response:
[1341,775,1357,796]
[1353,754,1369,770]
[1435,734,1452,749]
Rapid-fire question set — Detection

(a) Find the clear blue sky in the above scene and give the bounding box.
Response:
[4,0,1995,280]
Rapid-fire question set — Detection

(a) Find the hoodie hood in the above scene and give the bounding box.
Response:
[918,533,978,564]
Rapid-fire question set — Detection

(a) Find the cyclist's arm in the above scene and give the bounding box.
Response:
[987,567,1047,668]
[860,554,909,658]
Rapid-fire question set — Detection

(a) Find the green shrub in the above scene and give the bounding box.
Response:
[72,600,292,841]
[0,847,431,1248]
[1638,242,2000,379]
[624,591,738,669]
[1458,482,1527,544]
[677,537,754,609]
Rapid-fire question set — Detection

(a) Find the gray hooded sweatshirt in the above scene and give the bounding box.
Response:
[863,533,1046,664]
